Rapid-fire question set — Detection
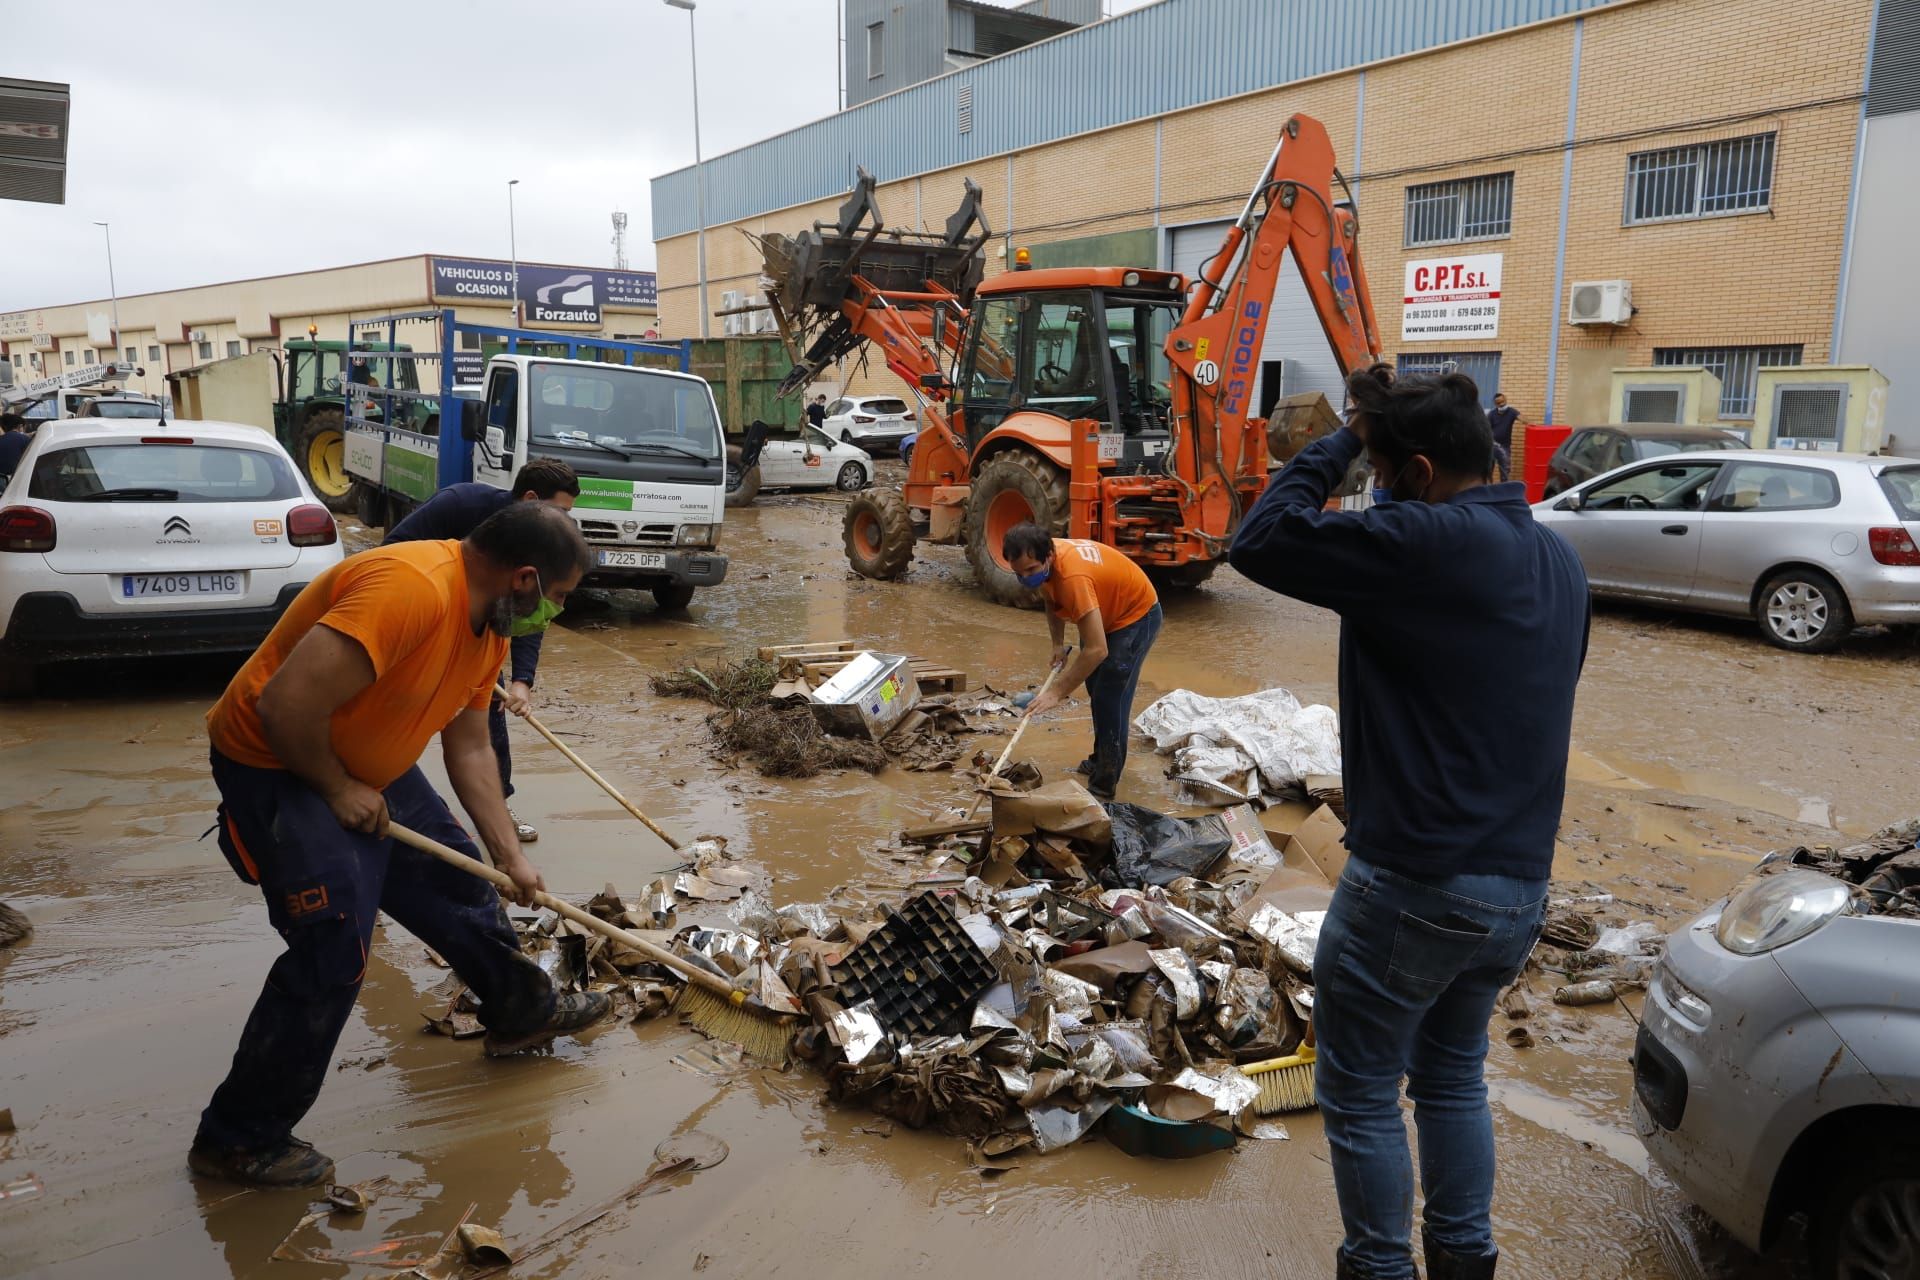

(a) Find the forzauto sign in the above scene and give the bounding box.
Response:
[429,258,658,326]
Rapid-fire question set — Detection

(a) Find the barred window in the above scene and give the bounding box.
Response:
[1404,172,1513,247]
[1626,134,1775,225]
[1653,344,1802,419]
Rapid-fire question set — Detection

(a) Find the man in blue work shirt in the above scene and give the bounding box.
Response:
[1228,366,1588,1280]
[384,458,580,843]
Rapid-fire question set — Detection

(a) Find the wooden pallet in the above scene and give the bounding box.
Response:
[757,639,969,693]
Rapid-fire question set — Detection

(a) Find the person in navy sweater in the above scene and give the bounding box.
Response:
[1228,366,1588,1280]
[384,458,580,843]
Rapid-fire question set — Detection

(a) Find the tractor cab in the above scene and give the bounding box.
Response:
[958,267,1184,475]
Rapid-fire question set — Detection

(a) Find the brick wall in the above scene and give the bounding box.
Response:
[654,0,1873,428]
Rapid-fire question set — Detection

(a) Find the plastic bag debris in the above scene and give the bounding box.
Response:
[1133,687,1343,804]
[1590,922,1662,957]
[1247,904,1324,975]
[1103,803,1231,887]
[1028,1099,1114,1153]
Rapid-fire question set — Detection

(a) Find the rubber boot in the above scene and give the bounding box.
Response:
[1423,1228,1498,1280]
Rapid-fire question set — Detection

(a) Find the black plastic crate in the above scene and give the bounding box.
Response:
[830,891,998,1039]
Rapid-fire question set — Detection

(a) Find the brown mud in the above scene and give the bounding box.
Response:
[5,479,1917,1277]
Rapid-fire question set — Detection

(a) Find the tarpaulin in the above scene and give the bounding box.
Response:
[1134,688,1343,805]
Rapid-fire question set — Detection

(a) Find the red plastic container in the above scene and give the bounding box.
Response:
[1522,424,1572,504]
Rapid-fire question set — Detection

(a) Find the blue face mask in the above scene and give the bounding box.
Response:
[1371,486,1394,507]
[1017,564,1051,589]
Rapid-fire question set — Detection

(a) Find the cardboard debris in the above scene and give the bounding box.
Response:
[989,778,1112,844]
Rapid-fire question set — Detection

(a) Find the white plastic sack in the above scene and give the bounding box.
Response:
[1133,688,1343,804]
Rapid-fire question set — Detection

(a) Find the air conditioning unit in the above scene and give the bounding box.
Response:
[719,291,746,337]
[187,328,209,342]
[1568,280,1632,326]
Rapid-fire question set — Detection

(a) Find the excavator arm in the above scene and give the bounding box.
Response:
[1163,114,1382,544]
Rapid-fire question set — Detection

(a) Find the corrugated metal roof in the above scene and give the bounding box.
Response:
[1868,0,1920,117]
[652,0,1621,239]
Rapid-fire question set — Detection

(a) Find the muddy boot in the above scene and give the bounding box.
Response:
[1072,757,1095,777]
[483,990,611,1057]
[187,1135,335,1188]
[509,809,539,843]
[1423,1229,1497,1280]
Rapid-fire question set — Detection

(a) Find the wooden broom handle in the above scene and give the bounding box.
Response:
[387,821,742,1005]
[966,653,1071,819]
[498,683,684,851]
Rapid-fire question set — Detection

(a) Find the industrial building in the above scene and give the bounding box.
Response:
[0,254,659,403]
[653,0,1915,452]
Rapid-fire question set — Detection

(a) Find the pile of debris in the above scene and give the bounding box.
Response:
[1782,815,1920,917]
[651,650,1013,779]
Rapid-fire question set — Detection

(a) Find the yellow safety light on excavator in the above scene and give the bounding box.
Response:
[1013,247,1031,270]
[306,323,318,340]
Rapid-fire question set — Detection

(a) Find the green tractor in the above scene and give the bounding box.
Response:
[277,338,428,512]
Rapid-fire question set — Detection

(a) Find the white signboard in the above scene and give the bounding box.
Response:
[1401,253,1502,343]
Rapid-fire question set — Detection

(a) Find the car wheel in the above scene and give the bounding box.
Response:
[1814,1153,1920,1280]
[1757,568,1853,654]
[836,462,867,492]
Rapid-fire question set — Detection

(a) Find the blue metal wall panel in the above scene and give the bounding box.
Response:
[653,0,1617,240]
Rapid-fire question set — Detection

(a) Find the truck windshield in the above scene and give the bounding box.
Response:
[527,364,720,461]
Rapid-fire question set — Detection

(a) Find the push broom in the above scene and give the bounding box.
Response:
[1238,1028,1317,1114]
[387,822,793,1061]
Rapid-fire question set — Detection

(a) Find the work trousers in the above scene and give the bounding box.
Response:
[197,749,554,1153]
[488,698,514,800]
[1311,855,1548,1279]
[1084,603,1163,795]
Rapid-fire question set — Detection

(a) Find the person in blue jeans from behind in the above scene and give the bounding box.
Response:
[1229,364,1589,1279]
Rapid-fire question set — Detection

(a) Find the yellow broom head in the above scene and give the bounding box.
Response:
[673,982,796,1066]
[1238,1044,1317,1114]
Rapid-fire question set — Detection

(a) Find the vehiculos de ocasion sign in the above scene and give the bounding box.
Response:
[429,258,658,327]
[1401,253,1501,343]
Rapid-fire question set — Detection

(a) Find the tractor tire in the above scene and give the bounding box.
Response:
[296,409,355,513]
[965,449,1069,608]
[725,462,761,509]
[1150,559,1220,592]
[843,489,916,580]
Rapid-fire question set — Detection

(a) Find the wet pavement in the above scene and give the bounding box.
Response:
[5,484,1918,1278]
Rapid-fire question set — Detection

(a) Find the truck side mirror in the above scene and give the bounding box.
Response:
[460,399,486,442]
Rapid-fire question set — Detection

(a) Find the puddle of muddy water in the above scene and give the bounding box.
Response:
[3,494,1883,1278]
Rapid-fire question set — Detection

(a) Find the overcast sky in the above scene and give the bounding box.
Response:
[2,0,1154,310]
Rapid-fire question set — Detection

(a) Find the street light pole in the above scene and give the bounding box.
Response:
[507,179,521,326]
[665,0,708,338]
[92,220,120,362]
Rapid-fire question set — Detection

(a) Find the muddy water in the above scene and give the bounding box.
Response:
[5,490,1918,1278]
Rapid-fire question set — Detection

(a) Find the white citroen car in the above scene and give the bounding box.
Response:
[0,418,343,696]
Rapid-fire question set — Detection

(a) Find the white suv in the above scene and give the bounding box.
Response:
[0,419,343,696]
[822,396,915,452]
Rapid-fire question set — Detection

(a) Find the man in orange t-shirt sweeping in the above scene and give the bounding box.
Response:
[189,501,605,1189]
[1003,522,1163,800]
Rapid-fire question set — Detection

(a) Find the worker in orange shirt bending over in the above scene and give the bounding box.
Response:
[189,502,609,1190]
[1004,522,1163,800]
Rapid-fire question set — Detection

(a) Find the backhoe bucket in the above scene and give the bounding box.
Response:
[1265,391,1342,462]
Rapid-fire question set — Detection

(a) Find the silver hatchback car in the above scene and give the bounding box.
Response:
[1533,450,1920,652]
[1634,826,1920,1277]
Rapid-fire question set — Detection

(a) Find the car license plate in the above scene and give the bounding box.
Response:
[121,572,242,598]
[596,550,667,569]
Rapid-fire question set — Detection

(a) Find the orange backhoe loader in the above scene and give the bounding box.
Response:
[748,113,1383,605]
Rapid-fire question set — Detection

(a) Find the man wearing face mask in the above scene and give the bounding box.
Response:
[190,502,607,1189]
[1003,522,1162,800]
[385,458,581,843]
[1228,365,1588,1280]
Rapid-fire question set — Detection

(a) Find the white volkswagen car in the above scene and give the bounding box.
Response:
[757,425,873,493]
[0,419,343,696]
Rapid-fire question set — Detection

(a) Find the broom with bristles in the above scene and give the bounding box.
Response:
[1239,1033,1318,1114]
[389,823,795,1063]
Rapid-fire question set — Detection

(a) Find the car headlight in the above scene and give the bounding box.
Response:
[676,523,713,546]
[1714,867,1852,955]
